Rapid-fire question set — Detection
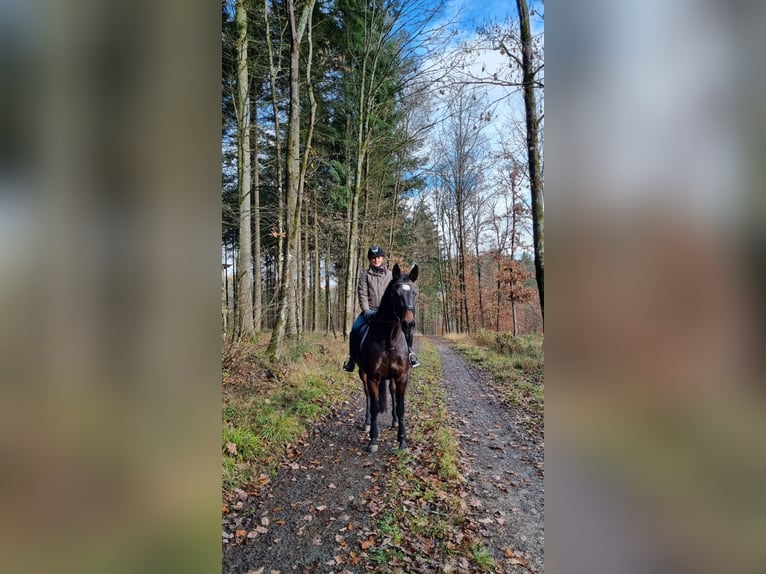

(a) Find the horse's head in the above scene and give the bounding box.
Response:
[389,263,419,331]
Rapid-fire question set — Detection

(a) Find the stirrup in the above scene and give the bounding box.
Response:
[409,352,420,368]
[342,358,355,372]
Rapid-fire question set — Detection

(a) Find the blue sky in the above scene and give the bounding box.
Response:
[446,0,544,35]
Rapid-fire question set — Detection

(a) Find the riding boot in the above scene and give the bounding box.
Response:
[405,330,420,368]
[343,331,356,372]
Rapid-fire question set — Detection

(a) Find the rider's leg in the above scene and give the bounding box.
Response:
[343,313,366,371]
[405,328,420,367]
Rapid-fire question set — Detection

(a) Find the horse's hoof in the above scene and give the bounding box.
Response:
[367,443,379,453]
[364,425,371,433]
[397,442,408,451]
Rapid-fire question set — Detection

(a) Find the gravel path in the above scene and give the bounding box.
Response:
[222,400,391,574]
[432,338,544,573]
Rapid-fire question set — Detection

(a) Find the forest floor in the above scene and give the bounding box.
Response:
[222,334,544,574]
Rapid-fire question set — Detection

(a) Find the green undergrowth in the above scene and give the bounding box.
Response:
[221,333,355,492]
[445,331,544,432]
[370,338,494,573]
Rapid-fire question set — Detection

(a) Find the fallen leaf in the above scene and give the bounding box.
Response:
[235,529,247,538]
[261,517,270,526]
[316,505,327,511]
[359,536,376,550]
[246,568,264,574]
[226,442,238,455]
[478,517,493,524]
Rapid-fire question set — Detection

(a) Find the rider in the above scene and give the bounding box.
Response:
[342,245,420,372]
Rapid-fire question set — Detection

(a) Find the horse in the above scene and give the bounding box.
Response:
[353,263,418,452]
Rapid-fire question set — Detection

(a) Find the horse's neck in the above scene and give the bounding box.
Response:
[371,306,401,343]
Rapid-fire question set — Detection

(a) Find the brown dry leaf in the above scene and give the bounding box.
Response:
[226,442,238,455]
[246,568,264,574]
[359,536,376,550]
[478,517,493,525]
[261,517,270,526]
[316,505,327,511]
[235,529,247,538]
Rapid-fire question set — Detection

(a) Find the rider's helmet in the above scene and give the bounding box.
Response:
[367,245,386,259]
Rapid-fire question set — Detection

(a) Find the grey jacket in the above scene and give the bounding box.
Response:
[357,265,393,313]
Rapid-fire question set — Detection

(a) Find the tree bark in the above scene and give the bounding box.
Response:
[251,78,262,331]
[268,0,315,359]
[235,0,255,337]
[517,0,544,322]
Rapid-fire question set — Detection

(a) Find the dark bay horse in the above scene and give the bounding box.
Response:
[354,263,418,452]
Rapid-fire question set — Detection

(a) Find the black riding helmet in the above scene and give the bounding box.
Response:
[367,245,385,259]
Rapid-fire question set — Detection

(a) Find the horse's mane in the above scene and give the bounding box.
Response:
[377,269,410,317]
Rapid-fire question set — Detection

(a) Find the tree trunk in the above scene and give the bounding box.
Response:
[251,81,262,331]
[235,0,255,338]
[517,0,544,322]
[264,0,284,292]
[268,0,315,359]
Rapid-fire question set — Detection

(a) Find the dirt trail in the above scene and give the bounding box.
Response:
[223,338,544,573]
[432,338,544,573]
[222,400,392,574]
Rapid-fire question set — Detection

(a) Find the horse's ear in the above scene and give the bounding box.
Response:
[392,263,401,280]
[409,264,419,282]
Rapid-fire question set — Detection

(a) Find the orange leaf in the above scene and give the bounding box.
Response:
[360,537,376,550]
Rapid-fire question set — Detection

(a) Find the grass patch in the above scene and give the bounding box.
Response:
[221,333,356,494]
[471,543,495,571]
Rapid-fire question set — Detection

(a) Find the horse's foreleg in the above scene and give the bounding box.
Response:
[395,377,408,451]
[364,393,371,432]
[358,375,371,432]
[389,380,398,429]
[367,380,380,453]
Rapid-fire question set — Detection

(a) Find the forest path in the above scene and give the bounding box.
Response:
[222,337,543,573]
[432,337,544,573]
